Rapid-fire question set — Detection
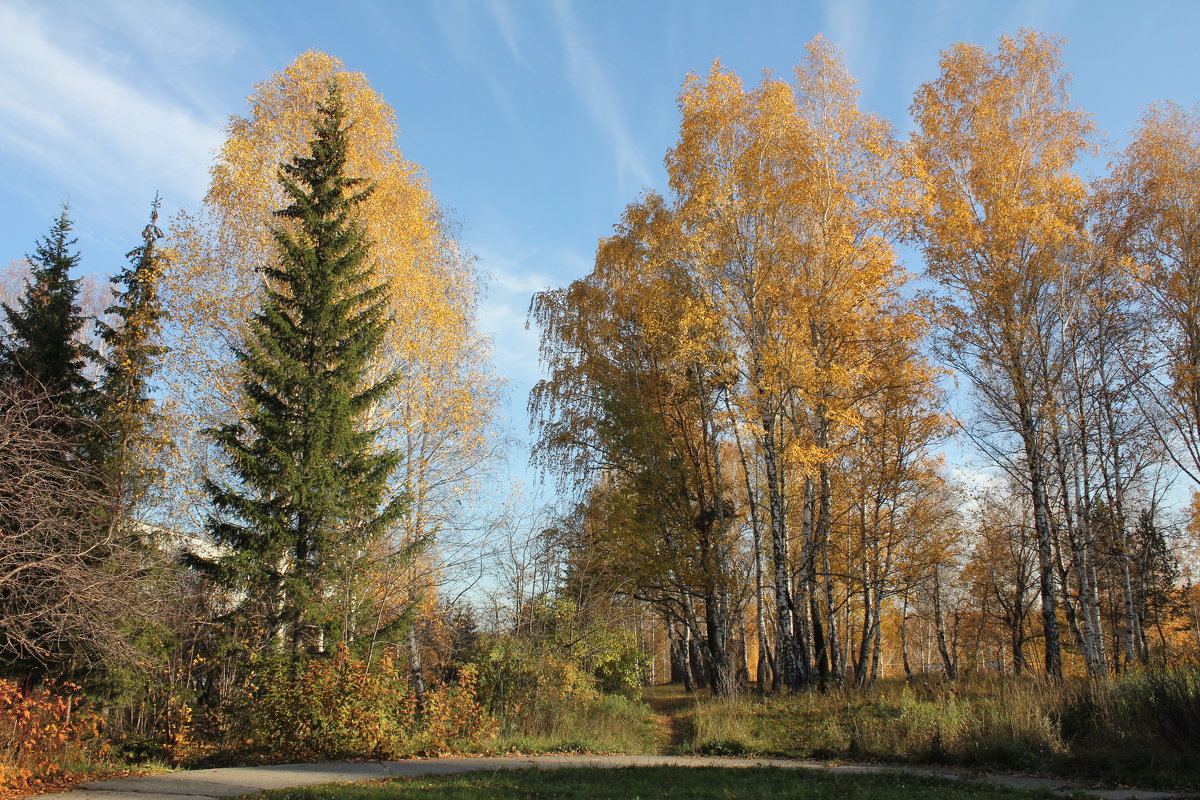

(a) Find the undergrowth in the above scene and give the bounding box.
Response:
[684,669,1200,789]
[179,647,497,766]
[0,679,112,795]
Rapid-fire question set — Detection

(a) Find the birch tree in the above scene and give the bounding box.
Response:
[908,30,1095,678]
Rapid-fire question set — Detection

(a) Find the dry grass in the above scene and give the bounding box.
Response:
[682,670,1200,789]
[486,692,659,754]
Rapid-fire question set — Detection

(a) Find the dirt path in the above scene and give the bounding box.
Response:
[641,684,698,754]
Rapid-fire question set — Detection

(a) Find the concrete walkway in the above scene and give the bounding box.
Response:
[38,755,1191,800]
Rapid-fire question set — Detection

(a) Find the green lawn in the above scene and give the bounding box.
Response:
[249,767,1053,800]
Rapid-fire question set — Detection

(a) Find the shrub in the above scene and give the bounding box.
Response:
[471,634,655,753]
[0,679,106,794]
[473,635,598,729]
[420,664,496,754]
[184,646,496,764]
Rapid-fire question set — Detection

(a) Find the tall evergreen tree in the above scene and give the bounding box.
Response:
[1,208,92,405]
[203,83,405,654]
[95,196,169,517]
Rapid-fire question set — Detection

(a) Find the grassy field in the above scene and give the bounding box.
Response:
[676,670,1200,790]
[485,692,661,755]
[246,767,1055,800]
[471,672,1200,790]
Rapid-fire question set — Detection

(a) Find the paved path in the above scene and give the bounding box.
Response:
[34,755,1193,800]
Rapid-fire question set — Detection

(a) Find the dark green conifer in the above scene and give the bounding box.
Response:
[1,208,92,405]
[203,83,404,653]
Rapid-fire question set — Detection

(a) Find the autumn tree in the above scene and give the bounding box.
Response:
[964,486,1040,674]
[839,344,947,685]
[1118,103,1200,482]
[1102,104,1200,535]
[202,85,405,655]
[908,30,1096,678]
[667,40,918,690]
[530,39,947,696]
[530,194,744,697]
[94,197,169,518]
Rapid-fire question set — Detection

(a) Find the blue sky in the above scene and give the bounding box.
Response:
[2,0,1199,493]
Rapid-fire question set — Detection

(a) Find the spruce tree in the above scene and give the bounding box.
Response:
[1,208,92,405]
[204,83,404,654]
[95,196,168,517]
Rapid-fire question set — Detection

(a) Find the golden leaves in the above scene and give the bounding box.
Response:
[663,39,923,472]
[909,30,1094,290]
[533,36,940,503]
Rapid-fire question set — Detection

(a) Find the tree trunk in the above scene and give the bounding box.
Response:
[763,413,804,691]
[669,621,695,690]
[706,587,737,698]
[725,393,772,692]
[932,567,957,680]
[682,595,709,689]
[407,622,427,718]
[819,464,841,683]
[1021,407,1063,679]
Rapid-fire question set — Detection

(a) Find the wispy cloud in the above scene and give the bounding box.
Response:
[482,0,530,71]
[473,244,560,386]
[479,298,540,375]
[551,0,651,196]
[428,0,532,148]
[821,0,879,93]
[471,240,591,419]
[0,1,226,209]
[482,259,557,298]
[68,0,244,120]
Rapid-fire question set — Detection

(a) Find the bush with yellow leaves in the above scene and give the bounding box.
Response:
[0,679,105,794]
[184,645,495,765]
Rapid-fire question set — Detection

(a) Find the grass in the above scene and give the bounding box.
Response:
[679,670,1200,790]
[486,692,660,755]
[245,767,1056,800]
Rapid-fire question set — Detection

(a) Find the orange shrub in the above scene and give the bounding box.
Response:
[421,665,497,753]
[0,680,105,794]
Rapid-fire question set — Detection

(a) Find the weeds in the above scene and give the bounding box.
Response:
[489,691,658,754]
[683,670,1200,788]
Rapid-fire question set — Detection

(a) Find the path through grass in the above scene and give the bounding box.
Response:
[641,684,696,753]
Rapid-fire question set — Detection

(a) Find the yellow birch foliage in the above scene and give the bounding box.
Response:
[907,30,1093,367]
[907,31,1097,679]
[163,52,498,565]
[1102,102,1200,483]
[667,38,918,474]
